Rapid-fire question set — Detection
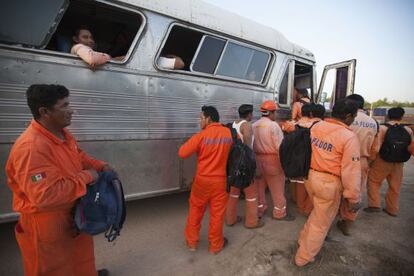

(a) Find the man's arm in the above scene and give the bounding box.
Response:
[178,132,202,159]
[78,146,107,172]
[341,136,362,204]
[7,143,97,209]
[71,44,111,68]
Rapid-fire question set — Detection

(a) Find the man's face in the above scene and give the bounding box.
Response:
[44,97,73,129]
[199,112,209,129]
[268,111,276,121]
[74,29,95,49]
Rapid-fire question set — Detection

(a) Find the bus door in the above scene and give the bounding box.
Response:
[315,59,356,112]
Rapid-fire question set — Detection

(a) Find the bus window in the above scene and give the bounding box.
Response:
[215,42,270,82]
[278,66,289,105]
[317,68,336,110]
[294,62,313,101]
[0,0,68,48]
[191,36,226,74]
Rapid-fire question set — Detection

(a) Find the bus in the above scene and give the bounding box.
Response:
[0,0,356,222]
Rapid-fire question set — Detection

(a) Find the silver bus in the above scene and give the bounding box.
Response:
[0,0,356,222]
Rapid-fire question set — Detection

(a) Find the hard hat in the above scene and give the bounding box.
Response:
[260,100,277,112]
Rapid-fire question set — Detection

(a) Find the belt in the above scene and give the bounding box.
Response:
[310,168,339,177]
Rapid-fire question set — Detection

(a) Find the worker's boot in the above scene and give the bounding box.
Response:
[337,219,352,236]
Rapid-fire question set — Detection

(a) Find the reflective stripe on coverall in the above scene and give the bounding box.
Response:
[367,122,413,215]
[5,120,106,276]
[340,110,378,221]
[178,123,232,253]
[295,119,361,266]
[225,121,259,228]
[253,117,286,219]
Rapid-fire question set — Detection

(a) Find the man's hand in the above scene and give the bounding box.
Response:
[87,169,99,183]
[347,200,362,213]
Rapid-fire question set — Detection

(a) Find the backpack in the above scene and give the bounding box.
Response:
[75,171,126,242]
[226,124,256,192]
[279,122,318,178]
[379,124,412,163]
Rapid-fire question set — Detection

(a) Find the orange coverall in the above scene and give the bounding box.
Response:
[71,44,111,67]
[5,120,106,276]
[253,117,286,219]
[340,110,378,221]
[284,117,321,216]
[178,123,232,253]
[295,119,361,266]
[291,97,311,121]
[367,121,413,215]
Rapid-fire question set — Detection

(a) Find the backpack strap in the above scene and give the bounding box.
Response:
[309,120,320,129]
[104,177,125,242]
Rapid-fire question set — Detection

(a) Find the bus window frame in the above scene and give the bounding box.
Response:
[0,0,147,66]
[155,22,275,87]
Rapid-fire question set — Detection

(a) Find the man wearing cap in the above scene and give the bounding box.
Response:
[226,104,264,229]
[253,100,294,220]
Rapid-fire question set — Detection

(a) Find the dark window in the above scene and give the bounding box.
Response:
[279,67,289,105]
[0,0,68,48]
[191,36,226,74]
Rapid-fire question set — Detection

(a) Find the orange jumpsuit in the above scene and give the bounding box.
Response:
[285,117,321,216]
[295,119,361,266]
[340,110,378,221]
[5,120,106,276]
[253,117,286,219]
[71,44,111,67]
[291,97,311,121]
[178,123,232,253]
[367,121,413,215]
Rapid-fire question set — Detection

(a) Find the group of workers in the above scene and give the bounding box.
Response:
[4,84,413,275]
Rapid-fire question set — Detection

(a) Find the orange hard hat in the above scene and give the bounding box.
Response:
[260,100,277,112]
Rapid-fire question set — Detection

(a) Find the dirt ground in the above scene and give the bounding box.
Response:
[0,159,413,275]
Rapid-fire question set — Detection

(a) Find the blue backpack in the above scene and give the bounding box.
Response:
[75,171,126,242]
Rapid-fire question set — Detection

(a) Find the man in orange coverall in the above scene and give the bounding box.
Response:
[291,88,311,121]
[364,107,413,217]
[337,94,378,235]
[284,103,325,216]
[178,105,233,254]
[253,100,294,220]
[6,84,111,276]
[295,99,361,267]
[225,104,264,229]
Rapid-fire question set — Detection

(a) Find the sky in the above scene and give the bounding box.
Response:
[204,0,414,102]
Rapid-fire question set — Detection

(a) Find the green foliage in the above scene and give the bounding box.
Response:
[364,98,414,109]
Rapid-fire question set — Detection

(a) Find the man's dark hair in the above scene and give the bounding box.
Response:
[388,107,405,120]
[301,103,313,117]
[312,104,326,119]
[202,105,220,122]
[297,88,309,98]
[238,104,253,119]
[346,94,365,109]
[26,84,69,119]
[73,25,92,37]
[332,99,358,120]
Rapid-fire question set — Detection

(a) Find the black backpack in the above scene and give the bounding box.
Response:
[226,124,256,192]
[279,122,318,178]
[379,124,412,163]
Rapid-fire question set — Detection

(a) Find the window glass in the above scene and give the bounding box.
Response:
[216,42,270,82]
[278,68,289,105]
[191,36,226,74]
[0,0,68,48]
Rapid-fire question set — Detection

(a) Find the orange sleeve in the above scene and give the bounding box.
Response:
[72,44,111,67]
[78,147,107,171]
[9,143,92,209]
[341,136,361,203]
[178,132,203,159]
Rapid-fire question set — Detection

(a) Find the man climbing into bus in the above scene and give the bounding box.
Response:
[5,84,112,276]
[337,94,378,235]
[365,107,413,217]
[253,100,294,221]
[226,104,264,229]
[291,88,311,121]
[295,99,361,267]
[178,106,233,254]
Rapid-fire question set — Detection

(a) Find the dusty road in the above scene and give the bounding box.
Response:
[1,159,414,275]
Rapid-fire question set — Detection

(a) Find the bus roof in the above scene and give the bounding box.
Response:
[125,0,316,62]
